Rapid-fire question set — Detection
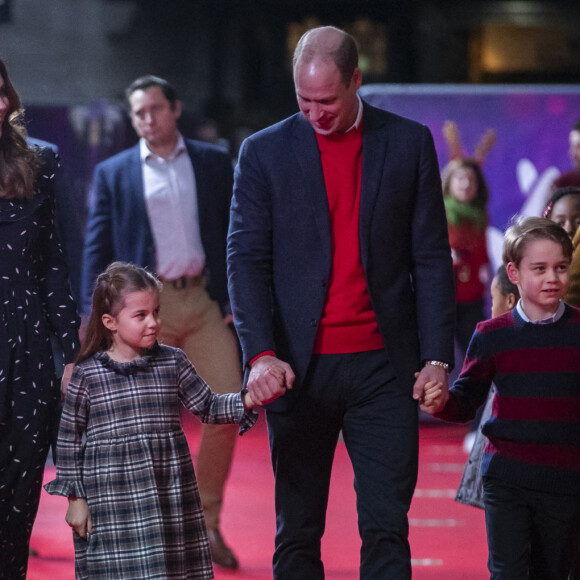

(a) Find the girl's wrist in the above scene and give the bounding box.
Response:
[242,391,255,410]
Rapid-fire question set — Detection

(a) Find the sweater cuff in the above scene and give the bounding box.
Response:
[249,351,276,367]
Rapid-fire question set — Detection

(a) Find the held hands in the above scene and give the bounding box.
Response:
[66,496,92,540]
[413,365,449,414]
[246,355,295,406]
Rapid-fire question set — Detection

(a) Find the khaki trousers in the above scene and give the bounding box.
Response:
[159,276,242,530]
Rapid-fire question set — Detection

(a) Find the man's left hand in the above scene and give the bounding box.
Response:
[413,365,449,414]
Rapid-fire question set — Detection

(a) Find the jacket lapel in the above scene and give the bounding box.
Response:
[290,115,331,253]
[128,145,150,225]
[184,140,207,225]
[359,103,388,270]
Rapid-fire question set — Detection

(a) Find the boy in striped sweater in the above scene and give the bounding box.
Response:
[426,216,580,579]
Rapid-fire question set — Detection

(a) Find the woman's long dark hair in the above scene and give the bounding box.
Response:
[0,58,41,199]
[78,262,162,363]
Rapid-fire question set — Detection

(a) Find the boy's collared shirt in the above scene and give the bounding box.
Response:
[516,299,565,325]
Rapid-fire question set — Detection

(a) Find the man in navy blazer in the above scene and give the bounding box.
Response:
[82,75,242,569]
[227,27,455,578]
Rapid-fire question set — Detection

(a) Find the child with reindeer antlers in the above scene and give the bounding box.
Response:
[441,121,496,452]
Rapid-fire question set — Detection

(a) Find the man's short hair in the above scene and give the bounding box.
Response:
[503,216,573,267]
[125,75,178,106]
[293,26,359,86]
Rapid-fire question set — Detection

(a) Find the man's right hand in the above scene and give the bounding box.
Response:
[247,355,295,406]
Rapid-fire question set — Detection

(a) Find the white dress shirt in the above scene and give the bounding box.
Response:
[140,134,206,279]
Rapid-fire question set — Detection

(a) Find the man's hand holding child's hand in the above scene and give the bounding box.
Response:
[413,371,449,414]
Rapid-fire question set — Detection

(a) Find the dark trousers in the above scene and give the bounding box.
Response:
[483,477,580,580]
[266,349,419,579]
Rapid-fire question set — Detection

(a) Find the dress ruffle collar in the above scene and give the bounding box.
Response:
[95,343,159,375]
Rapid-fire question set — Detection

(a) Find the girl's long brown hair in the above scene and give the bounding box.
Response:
[78,262,162,363]
[0,58,41,199]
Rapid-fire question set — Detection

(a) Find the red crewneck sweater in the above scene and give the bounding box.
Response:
[313,125,384,354]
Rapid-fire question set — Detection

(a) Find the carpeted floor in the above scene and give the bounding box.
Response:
[29,414,489,579]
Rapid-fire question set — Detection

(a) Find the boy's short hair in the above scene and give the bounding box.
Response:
[503,216,573,267]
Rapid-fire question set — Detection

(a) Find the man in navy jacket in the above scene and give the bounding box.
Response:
[227,27,455,578]
[82,75,241,569]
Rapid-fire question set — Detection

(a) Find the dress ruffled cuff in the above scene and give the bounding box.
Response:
[239,409,259,435]
[44,477,87,499]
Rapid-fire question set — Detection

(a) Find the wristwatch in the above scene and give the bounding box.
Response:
[424,360,450,372]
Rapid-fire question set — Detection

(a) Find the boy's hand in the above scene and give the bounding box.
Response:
[66,496,92,539]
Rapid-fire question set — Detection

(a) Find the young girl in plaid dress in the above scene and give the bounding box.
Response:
[45,262,278,579]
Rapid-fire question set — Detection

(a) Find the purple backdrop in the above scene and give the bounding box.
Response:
[360,84,580,231]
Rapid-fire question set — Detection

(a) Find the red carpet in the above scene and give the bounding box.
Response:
[29,416,488,579]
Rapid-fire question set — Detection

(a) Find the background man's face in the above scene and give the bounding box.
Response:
[129,86,181,150]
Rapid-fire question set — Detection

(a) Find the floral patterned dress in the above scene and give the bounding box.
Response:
[0,148,80,578]
[45,344,256,579]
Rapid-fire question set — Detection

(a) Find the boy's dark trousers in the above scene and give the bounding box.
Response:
[483,476,580,580]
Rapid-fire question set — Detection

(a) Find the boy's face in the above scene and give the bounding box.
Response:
[506,239,570,321]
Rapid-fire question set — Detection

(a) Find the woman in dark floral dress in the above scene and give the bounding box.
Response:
[0,58,80,578]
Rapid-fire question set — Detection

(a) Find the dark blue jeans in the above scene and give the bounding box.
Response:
[266,349,419,579]
[483,476,580,580]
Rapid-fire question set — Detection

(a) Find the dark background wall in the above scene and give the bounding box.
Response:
[2,0,580,300]
[2,0,580,139]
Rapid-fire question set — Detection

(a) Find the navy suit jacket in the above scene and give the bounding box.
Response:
[227,102,455,393]
[82,139,233,314]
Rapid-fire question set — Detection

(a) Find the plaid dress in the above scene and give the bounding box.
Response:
[45,344,256,579]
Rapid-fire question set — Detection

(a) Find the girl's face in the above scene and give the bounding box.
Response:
[103,289,160,361]
[490,277,517,319]
[448,166,479,204]
[549,195,580,239]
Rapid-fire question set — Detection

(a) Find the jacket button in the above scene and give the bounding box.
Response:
[310,319,318,327]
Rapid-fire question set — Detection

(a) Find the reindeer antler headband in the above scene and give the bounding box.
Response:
[443,121,497,166]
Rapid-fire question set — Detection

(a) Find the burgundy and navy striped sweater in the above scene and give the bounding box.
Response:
[436,304,580,496]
